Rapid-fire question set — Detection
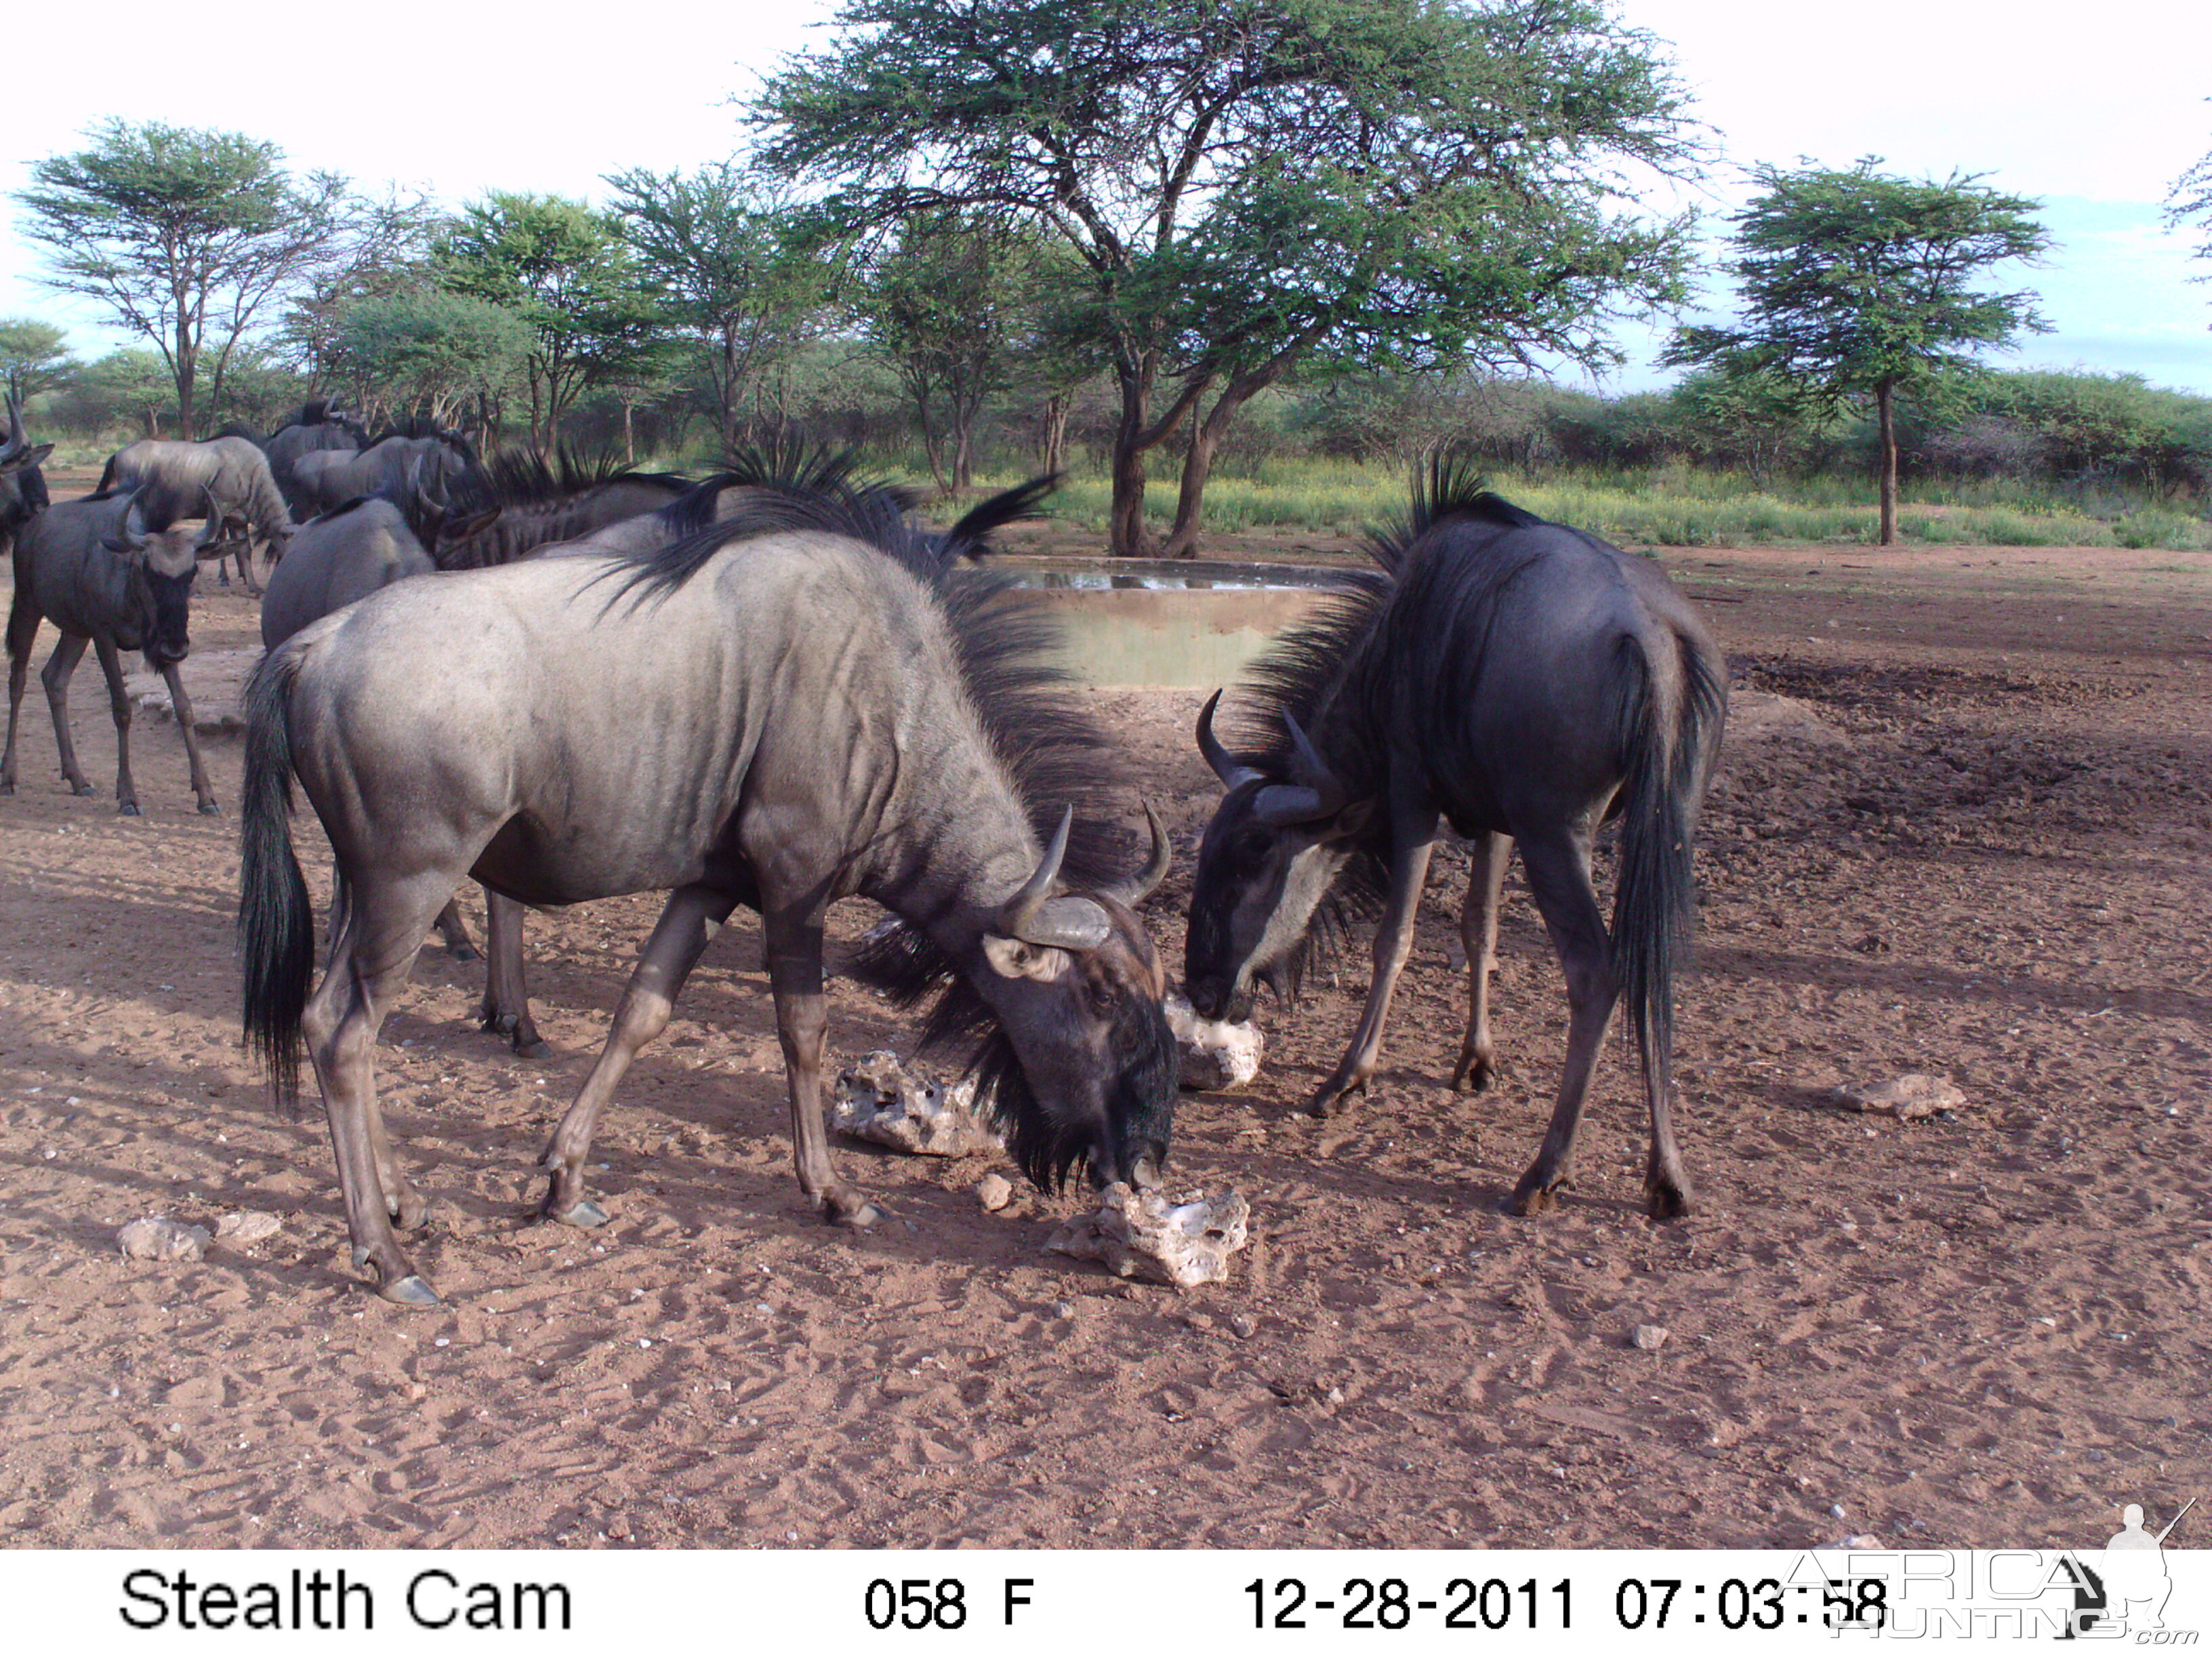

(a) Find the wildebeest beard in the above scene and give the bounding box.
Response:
[1258,849,1391,1005]
[851,925,1179,1191]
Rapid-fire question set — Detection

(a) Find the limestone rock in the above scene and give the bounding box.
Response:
[214,1210,283,1246]
[1632,1323,1670,1352]
[1164,995,1265,1090]
[977,1174,1014,1212]
[830,1051,998,1157]
[118,1217,211,1262]
[1044,1183,1251,1288]
[1826,1073,1963,1120]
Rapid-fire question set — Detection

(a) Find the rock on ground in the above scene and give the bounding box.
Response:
[830,1051,999,1156]
[1045,1184,1252,1288]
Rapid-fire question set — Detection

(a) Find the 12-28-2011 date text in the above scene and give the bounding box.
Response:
[1247,1576,1572,1631]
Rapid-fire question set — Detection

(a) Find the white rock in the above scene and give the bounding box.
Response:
[1632,1323,1670,1351]
[1163,995,1265,1090]
[214,1211,283,1246]
[118,1217,211,1262]
[1044,1183,1251,1288]
[830,1051,998,1157]
[1826,1073,1964,1120]
[976,1174,1014,1212]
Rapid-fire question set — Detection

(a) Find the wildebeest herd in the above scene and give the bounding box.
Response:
[4,387,1727,1307]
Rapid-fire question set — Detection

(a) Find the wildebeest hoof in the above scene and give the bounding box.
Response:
[447,941,480,962]
[825,1193,883,1229]
[381,1275,442,1307]
[72,783,96,797]
[118,801,142,817]
[552,1197,609,1229]
[1507,1176,1566,1216]
[197,800,222,816]
[1644,1181,1694,1221]
[513,1036,551,1059]
[1452,1050,1497,1092]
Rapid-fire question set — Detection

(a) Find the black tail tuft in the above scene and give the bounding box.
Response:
[238,649,314,1109]
[1608,634,1726,1103]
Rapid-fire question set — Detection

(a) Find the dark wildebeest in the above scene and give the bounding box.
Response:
[5,480,239,816]
[1183,466,1726,1218]
[240,471,1178,1304]
[98,435,296,595]
[247,400,371,517]
[289,420,478,519]
[1,383,54,563]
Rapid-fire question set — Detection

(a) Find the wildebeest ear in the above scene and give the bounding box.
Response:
[982,935,1073,983]
[1,443,54,472]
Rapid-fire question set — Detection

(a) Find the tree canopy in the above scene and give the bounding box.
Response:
[0,319,81,404]
[14,120,353,437]
[1666,157,2050,544]
[2169,123,2212,300]
[754,0,1702,552]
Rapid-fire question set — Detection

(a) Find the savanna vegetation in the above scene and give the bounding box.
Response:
[9,1,2211,551]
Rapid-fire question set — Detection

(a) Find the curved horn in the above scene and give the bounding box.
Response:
[194,487,227,551]
[117,487,153,551]
[1099,801,1172,907]
[0,382,24,464]
[1252,712,1349,827]
[1195,690,1264,792]
[996,805,1111,951]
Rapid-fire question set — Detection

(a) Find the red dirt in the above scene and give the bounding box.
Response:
[1,530,2207,1549]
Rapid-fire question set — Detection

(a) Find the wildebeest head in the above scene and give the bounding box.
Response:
[968,806,1179,1191]
[105,489,224,668]
[1,383,56,533]
[1185,691,1376,1023]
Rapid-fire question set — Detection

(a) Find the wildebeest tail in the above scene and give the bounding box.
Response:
[239,647,314,1107]
[1608,632,1726,1098]
[94,454,121,495]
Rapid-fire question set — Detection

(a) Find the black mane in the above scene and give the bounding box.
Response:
[466,445,693,512]
[364,416,476,457]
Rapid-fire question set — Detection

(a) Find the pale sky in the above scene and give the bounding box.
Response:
[3,0,2207,392]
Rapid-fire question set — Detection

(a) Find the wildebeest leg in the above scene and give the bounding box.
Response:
[1309,793,1441,1118]
[89,639,144,815]
[37,633,98,798]
[1452,831,1514,1092]
[539,883,735,1228]
[1,609,37,796]
[302,872,453,1304]
[431,899,478,962]
[766,907,882,1227]
[155,660,220,815]
[1507,832,1618,1216]
[478,890,546,1055]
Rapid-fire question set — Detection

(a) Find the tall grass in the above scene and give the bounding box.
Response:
[895,457,2211,552]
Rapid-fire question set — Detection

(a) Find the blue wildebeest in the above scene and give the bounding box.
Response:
[98,435,297,594]
[239,470,1177,1304]
[259,452,714,996]
[244,400,371,517]
[1,384,54,562]
[5,474,239,816]
[1183,465,1726,1218]
[289,420,478,520]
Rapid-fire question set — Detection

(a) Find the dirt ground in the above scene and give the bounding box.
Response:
[1,521,2207,1550]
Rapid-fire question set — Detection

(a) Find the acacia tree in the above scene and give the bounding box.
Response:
[15,121,352,438]
[2170,123,2212,301]
[755,0,1700,555]
[0,319,81,403]
[603,164,831,453]
[438,193,668,449]
[1666,159,2050,545]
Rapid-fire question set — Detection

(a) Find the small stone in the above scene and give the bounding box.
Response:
[213,1210,282,1246]
[118,1217,211,1262]
[1632,1324,1669,1351]
[976,1173,1014,1212]
[1830,1503,1848,1519]
[1826,1073,1965,1120]
[1162,995,1265,1091]
[1052,1300,1076,1319]
[1227,1312,1257,1339]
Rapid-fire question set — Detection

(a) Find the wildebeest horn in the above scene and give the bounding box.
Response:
[1100,801,1171,907]
[0,381,23,463]
[1196,690,1265,791]
[117,488,153,550]
[1253,711,1349,827]
[996,804,1111,950]
[193,488,227,552]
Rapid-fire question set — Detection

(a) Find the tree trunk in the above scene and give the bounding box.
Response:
[1160,355,1304,558]
[623,400,636,466]
[1039,390,1071,476]
[1877,382,1898,547]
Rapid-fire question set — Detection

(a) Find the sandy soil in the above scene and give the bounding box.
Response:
[1,525,2208,1550]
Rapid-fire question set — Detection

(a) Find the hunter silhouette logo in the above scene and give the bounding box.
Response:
[2056,1497,2196,1639]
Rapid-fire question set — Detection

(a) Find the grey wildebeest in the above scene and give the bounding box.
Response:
[240,471,1179,1304]
[1,383,54,561]
[1183,465,1726,1219]
[98,434,297,595]
[5,480,238,815]
[288,420,478,520]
